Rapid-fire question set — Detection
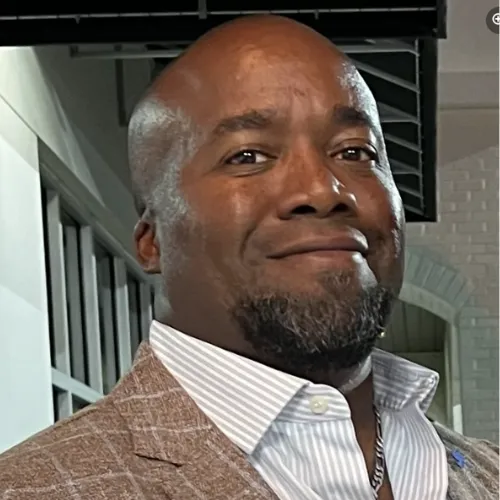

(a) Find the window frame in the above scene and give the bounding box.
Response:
[40,150,154,421]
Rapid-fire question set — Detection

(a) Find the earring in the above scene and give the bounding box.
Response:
[378,331,386,339]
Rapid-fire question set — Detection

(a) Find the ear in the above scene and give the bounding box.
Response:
[134,219,161,274]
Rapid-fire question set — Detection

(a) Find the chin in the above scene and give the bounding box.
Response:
[266,269,367,299]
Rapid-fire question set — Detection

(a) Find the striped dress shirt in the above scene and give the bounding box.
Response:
[150,320,448,499]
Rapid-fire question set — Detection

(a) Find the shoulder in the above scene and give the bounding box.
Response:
[0,399,132,500]
[432,421,499,498]
[432,420,498,459]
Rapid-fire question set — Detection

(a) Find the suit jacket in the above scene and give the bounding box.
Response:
[0,343,498,500]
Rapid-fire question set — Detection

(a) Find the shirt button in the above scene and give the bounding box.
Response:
[309,396,329,414]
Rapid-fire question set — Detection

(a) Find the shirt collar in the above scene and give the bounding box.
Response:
[149,321,439,453]
[150,321,306,454]
[372,348,439,413]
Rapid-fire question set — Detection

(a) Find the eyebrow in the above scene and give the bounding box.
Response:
[331,104,383,145]
[330,105,377,131]
[211,108,277,137]
[210,104,379,139]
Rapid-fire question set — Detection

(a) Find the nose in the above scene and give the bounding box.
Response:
[276,153,358,220]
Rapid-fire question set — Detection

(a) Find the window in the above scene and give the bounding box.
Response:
[41,184,154,421]
[95,244,119,395]
[128,274,142,355]
[62,212,89,385]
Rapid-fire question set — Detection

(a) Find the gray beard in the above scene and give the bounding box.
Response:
[230,272,393,377]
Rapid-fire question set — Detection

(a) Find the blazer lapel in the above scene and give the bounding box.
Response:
[111,343,278,500]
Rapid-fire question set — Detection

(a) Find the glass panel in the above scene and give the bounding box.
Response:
[127,274,142,357]
[72,395,91,413]
[41,187,57,369]
[95,244,119,394]
[52,386,59,421]
[52,386,71,422]
[151,290,156,325]
[61,211,89,385]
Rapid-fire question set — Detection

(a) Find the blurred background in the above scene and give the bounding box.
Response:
[0,1,498,453]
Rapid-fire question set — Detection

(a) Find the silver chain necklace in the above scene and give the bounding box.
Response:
[370,405,386,496]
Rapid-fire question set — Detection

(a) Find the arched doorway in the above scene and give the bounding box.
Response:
[378,301,448,424]
[378,246,471,433]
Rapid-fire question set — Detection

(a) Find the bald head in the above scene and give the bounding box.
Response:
[154,15,350,83]
[128,15,374,217]
[130,14,404,376]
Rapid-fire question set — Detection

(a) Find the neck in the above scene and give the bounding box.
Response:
[163,305,375,386]
[255,351,377,431]
[344,373,379,459]
[271,353,376,428]
[162,301,377,428]
[338,356,373,394]
[160,314,377,434]
[256,350,373,390]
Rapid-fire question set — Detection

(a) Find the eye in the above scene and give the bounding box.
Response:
[226,149,270,165]
[335,147,377,162]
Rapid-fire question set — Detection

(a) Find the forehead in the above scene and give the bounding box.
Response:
[181,48,379,129]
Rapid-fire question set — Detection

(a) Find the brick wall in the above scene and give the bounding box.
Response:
[406,145,499,441]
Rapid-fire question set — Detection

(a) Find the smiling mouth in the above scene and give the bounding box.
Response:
[268,235,369,261]
[288,249,362,257]
[273,249,365,267]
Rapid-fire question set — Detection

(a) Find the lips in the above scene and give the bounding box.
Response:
[268,233,369,259]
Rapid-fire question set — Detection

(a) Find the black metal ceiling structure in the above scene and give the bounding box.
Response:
[0,3,447,221]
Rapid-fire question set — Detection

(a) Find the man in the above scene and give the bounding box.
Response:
[0,15,497,500]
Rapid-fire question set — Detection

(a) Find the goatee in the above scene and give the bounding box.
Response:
[230,271,393,378]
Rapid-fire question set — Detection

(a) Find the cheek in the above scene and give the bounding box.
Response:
[182,179,262,263]
[374,169,405,231]
[363,175,405,275]
[385,182,405,258]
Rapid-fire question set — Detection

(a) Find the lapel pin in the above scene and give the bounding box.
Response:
[451,449,466,469]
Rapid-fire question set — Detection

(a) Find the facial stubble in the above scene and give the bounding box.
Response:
[231,270,393,378]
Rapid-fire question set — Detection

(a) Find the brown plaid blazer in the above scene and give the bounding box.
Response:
[0,343,498,499]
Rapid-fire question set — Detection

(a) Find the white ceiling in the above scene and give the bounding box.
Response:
[438,108,498,164]
[436,0,498,164]
[438,0,499,74]
[437,0,498,107]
